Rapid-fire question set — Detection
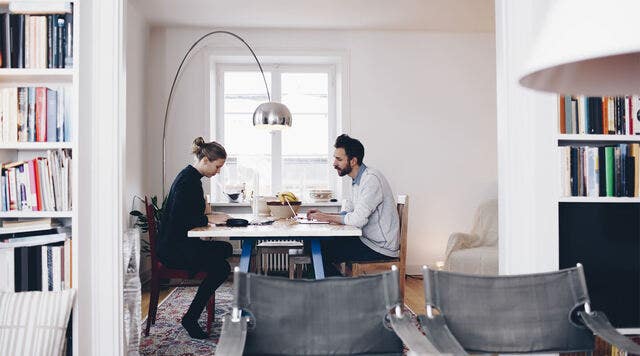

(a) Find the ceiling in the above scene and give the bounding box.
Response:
[130,0,494,32]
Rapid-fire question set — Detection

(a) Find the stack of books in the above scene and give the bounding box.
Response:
[0,218,71,292]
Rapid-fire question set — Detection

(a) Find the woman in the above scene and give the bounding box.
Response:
[157,137,232,339]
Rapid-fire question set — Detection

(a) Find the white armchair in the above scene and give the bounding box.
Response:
[444,199,498,275]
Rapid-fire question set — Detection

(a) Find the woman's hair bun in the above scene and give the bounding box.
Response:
[192,137,205,154]
[193,137,205,147]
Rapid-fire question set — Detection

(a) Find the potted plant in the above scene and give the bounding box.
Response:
[129,195,167,257]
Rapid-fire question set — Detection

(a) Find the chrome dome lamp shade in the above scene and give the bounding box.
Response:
[253,102,292,129]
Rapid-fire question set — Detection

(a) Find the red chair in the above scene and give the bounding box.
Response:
[144,197,215,336]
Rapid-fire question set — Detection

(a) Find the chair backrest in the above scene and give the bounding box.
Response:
[0,289,75,356]
[234,269,404,355]
[396,195,408,267]
[423,265,595,353]
[144,197,159,271]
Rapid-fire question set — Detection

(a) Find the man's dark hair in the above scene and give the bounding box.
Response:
[334,134,364,165]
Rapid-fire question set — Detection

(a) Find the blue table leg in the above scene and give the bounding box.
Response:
[239,239,255,273]
[310,239,325,279]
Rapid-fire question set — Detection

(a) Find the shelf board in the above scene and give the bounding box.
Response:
[0,68,73,83]
[618,328,640,335]
[558,134,640,143]
[0,142,72,150]
[0,211,73,218]
[559,197,640,203]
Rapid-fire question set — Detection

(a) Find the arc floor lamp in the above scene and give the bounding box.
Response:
[162,30,292,197]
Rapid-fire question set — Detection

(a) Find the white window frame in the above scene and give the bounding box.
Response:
[212,62,339,201]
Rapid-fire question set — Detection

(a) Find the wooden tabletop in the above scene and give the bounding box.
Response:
[188,214,361,238]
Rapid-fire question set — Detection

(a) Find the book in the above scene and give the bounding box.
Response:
[0,232,66,249]
[0,248,14,291]
[1,217,53,227]
[35,87,46,141]
[46,88,57,142]
[8,3,72,15]
[27,87,36,141]
[605,146,615,197]
[17,87,27,141]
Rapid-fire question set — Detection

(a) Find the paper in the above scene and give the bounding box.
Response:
[295,214,329,224]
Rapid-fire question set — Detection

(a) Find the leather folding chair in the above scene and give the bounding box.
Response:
[143,197,215,336]
[343,195,408,301]
[392,263,640,355]
[217,267,406,355]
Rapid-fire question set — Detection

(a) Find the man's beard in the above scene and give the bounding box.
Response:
[335,165,352,177]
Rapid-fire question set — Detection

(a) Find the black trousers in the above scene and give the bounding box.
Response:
[321,237,394,276]
[166,240,233,321]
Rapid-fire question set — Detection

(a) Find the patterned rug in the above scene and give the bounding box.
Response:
[140,281,418,355]
[140,282,233,355]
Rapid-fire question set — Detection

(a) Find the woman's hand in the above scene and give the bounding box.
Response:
[207,212,230,225]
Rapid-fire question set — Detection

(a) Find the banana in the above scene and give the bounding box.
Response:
[278,191,298,203]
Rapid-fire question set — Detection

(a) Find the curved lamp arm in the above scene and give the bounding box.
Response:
[162,31,271,198]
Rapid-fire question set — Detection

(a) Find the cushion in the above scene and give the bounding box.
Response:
[447,246,498,275]
[0,289,75,356]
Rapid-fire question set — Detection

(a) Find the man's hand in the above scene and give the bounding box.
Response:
[306,209,320,220]
[207,212,230,225]
[308,211,345,224]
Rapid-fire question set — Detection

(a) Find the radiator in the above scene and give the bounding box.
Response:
[256,240,306,273]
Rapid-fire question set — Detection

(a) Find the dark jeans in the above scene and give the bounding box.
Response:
[164,240,233,321]
[321,237,395,276]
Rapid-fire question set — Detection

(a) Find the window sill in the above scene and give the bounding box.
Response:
[211,201,342,208]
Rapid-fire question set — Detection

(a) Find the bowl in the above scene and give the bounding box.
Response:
[226,192,241,203]
[308,189,334,202]
[267,201,302,219]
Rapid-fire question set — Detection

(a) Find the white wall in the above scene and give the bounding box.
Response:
[125,2,150,276]
[125,3,149,216]
[145,27,497,271]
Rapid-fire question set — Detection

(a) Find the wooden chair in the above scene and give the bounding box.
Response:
[344,195,408,301]
[144,197,215,336]
[288,254,311,279]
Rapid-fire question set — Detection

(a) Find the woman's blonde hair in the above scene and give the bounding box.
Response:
[192,137,227,162]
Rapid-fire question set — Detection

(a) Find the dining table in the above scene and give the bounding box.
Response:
[188,214,362,279]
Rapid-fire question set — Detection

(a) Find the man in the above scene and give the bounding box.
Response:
[307,134,399,275]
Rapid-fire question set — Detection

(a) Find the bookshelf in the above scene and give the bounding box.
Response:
[556,95,640,332]
[0,0,78,354]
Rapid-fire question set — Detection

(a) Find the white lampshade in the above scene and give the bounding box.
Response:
[519,0,640,96]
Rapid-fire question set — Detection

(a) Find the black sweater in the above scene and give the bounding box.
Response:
[157,165,209,265]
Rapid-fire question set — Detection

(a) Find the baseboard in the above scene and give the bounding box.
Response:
[406,264,424,276]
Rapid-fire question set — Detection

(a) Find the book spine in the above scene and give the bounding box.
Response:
[64,12,72,68]
[586,147,599,197]
[35,87,46,142]
[46,88,57,142]
[605,146,615,197]
[565,96,572,134]
[63,87,70,141]
[56,87,63,141]
[46,15,52,68]
[559,96,566,134]
[4,13,11,68]
[17,87,27,142]
[27,87,35,142]
[0,248,14,292]
[33,158,41,211]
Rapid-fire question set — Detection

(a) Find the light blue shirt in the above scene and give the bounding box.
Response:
[341,165,400,257]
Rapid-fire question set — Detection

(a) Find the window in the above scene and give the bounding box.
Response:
[214,64,337,201]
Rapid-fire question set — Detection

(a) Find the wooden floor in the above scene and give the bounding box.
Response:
[141,275,425,320]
